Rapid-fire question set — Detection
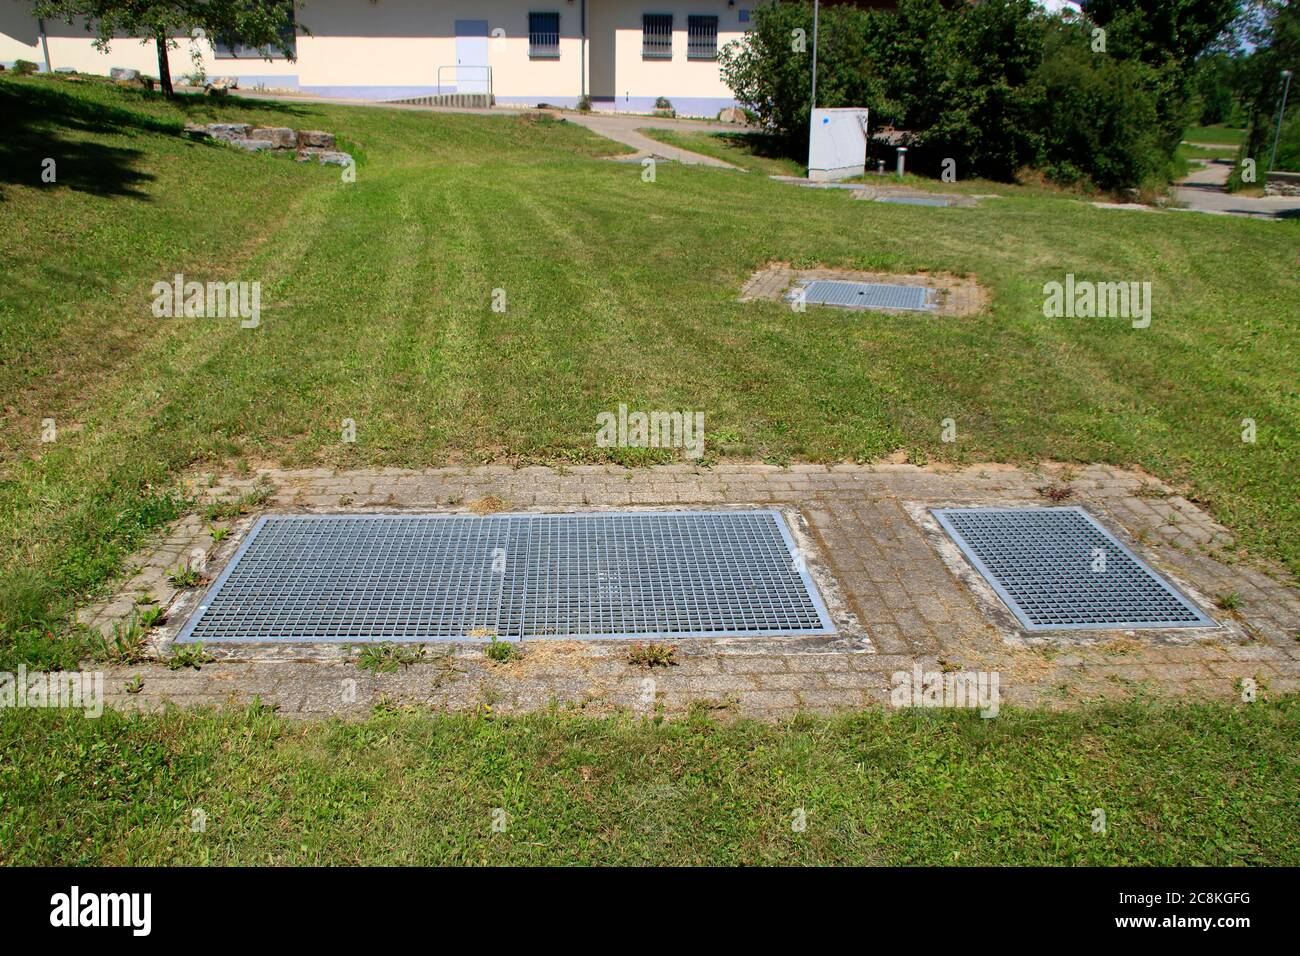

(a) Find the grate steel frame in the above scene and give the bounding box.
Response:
[176,510,836,644]
[791,279,935,312]
[933,506,1215,632]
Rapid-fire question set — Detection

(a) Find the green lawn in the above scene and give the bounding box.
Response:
[638,126,808,176]
[1184,124,1247,146]
[1,73,1297,675]
[2,698,1296,865]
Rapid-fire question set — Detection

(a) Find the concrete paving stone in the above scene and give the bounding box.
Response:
[661,674,759,693]
[720,656,788,674]
[75,462,1300,719]
[1207,661,1275,679]
[797,689,870,711]
[851,653,914,674]
[758,672,826,691]
[737,690,801,711]
[786,654,852,672]
[823,670,891,689]
[1146,663,1215,680]
[1223,644,1288,662]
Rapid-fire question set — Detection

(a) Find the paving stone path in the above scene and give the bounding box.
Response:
[84,462,1300,720]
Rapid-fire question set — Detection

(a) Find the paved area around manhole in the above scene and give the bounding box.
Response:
[739,263,987,317]
[82,462,1300,720]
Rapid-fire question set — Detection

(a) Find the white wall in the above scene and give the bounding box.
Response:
[1,0,744,108]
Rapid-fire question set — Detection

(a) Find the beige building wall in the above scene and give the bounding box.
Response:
[2,0,744,113]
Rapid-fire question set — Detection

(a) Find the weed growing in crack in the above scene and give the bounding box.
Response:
[1215,591,1243,612]
[94,615,150,664]
[167,643,213,671]
[485,635,521,663]
[1036,483,1074,502]
[628,642,678,667]
[167,561,205,589]
[356,642,427,673]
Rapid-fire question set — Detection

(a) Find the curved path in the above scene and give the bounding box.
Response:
[1174,158,1300,219]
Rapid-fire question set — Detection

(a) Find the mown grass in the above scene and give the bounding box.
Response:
[1,697,1295,865]
[637,126,807,176]
[1184,124,1247,146]
[1,74,1297,670]
[1175,142,1237,163]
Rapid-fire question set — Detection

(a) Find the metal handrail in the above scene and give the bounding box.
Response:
[436,65,493,97]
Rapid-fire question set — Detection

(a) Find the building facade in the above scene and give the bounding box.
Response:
[1,0,756,116]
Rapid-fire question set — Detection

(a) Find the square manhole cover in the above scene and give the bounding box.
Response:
[177,510,835,643]
[792,279,935,311]
[876,196,952,207]
[933,507,1215,631]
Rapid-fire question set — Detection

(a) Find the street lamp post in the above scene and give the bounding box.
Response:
[810,0,819,111]
[1268,69,1293,172]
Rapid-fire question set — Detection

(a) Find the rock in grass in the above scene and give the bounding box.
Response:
[314,150,353,167]
[297,130,335,149]
[249,126,298,148]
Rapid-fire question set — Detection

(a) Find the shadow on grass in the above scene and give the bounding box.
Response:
[0,81,161,200]
[0,79,312,201]
[710,130,798,162]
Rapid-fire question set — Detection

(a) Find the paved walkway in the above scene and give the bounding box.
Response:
[1173,158,1300,218]
[83,463,1299,720]
[565,113,739,167]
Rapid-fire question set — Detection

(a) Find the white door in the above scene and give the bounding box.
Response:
[454,20,490,94]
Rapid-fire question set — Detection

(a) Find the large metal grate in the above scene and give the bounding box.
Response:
[792,279,935,312]
[933,507,1214,631]
[177,511,835,643]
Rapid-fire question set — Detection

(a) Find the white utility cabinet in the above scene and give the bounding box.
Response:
[807,107,870,181]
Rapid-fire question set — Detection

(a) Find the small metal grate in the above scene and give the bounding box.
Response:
[876,196,952,207]
[792,280,934,312]
[933,507,1214,631]
[177,511,835,643]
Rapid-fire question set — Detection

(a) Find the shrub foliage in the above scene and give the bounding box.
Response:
[720,0,1241,190]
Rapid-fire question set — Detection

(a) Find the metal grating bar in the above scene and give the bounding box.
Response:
[177,511,835,643]
[793,280,934,312]
[933,507,1215,631]
[642,13,673,58]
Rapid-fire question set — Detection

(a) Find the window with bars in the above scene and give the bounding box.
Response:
[687,15,718,59]
[214,2,296,59]
[529,11,560,58]
[642,14,673,59]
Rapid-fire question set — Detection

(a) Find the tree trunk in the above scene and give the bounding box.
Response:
[155,34,174,97]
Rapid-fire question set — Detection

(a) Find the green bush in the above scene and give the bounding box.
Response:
[1269,107,1300,172]
[1033,20,1171,191]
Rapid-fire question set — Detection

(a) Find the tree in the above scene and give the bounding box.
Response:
[1080,0,1246,152]
[719,2,889,151]
[1235,1,1299,165]
[1081,0,1244,65]
[32,0,300,97]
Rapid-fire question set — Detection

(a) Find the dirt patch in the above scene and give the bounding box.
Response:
[469,494,509,515]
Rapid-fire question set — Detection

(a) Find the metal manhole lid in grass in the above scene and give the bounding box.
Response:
[177,510,835,643]
[933,506,1215,631]
[791,279,935,312]
[876,196,953,207]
